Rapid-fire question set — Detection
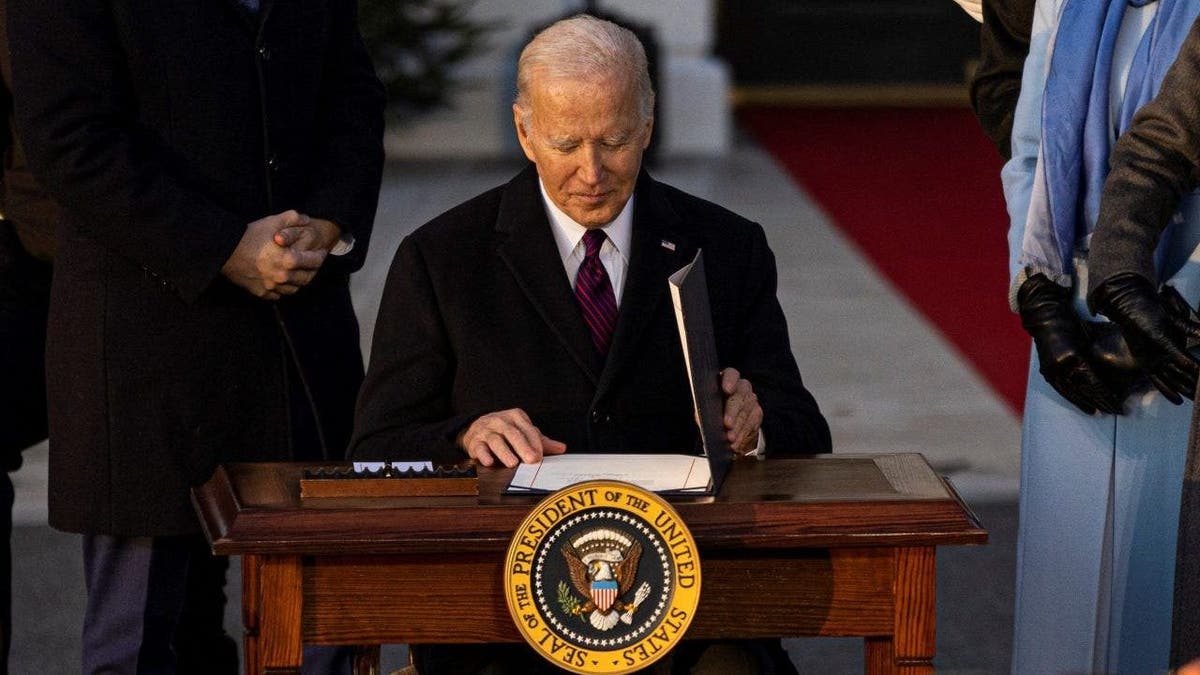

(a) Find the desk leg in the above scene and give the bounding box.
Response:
[865,546,935,675]
[244,554,304,675]
[352,645,382,675]
[243,555,261,675]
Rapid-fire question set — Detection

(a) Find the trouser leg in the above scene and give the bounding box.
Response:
[302,645,353,675]
[0,472,12,675]
[672,639,798,675]
[83,533,239,675]
[0,220,50,675]
[0,218,50,455]
[173,536,238,675]
[82,535,194,675]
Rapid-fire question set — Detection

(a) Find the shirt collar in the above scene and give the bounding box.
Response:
[539,179,634,263]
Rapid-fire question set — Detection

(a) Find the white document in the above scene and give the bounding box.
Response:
[507,454,712,493]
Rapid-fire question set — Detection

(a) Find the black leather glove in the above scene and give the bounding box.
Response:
[1081,320,1142,400]
[1089,272,1200,404]
[1017,273,1124,414]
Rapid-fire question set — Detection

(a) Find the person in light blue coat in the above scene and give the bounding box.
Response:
[1003,0,1200,671]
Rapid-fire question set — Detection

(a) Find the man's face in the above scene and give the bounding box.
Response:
[514,73,653,228]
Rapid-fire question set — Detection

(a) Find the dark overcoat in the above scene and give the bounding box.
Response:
[970,0,1034,159]
[8,0,385,535]
[350,166,831,465]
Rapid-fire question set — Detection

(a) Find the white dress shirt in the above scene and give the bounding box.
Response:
[535,179,765,457]
[538,180,633,305]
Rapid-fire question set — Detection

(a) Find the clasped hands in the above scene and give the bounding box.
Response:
[458,367,764,468]
[221,209,342,300]
[1090,272,1200,406]
[1021,272,1200,415]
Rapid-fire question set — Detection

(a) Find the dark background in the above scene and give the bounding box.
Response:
[717,0,980,86]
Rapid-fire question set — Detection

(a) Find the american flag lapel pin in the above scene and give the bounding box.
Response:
[661,239,676,252]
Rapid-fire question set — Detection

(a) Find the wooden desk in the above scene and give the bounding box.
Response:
[192,454,986,675]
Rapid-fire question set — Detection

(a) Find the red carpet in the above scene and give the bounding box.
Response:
[740,107,1028,415]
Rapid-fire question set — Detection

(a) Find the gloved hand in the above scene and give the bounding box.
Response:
[1089,272,1200,404]
[1017,273,1124,414]
[1081,320,1142,401]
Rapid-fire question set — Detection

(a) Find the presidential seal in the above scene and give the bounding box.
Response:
[504,480,701,674]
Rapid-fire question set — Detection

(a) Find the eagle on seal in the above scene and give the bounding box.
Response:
[562,528,651,630]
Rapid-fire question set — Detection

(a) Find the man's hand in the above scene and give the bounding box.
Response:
[221,210,327,300]
[273,216,342,254]
[458,408,567,468]
[721,368,763,457]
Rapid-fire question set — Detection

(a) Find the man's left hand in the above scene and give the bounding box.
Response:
[721,367,763,456]
[273,216,343,254]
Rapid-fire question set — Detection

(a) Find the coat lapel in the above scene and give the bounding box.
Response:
[595,172,692,397]
[496,166,603,384]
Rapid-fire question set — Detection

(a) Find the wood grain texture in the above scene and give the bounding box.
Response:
[194,456,986,557]
[258,555,303,674]
[861,547,938,674]
[872,455,947,499]
[243,554,261,675]
[865,637,895,675]
[194,455,983,675]
[299,477,477,499]
[298,548,897,645]
[303,554,520,644]
[893,547,936,666]
[692,549,895,638]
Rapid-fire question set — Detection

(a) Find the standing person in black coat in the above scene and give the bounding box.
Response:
[6,0,385,672]
[0,2,55,670]
[969,0,1035,159]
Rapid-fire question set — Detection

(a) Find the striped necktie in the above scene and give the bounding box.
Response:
[574,229,618,356]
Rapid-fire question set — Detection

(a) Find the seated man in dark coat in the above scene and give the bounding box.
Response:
[350,13,831,675]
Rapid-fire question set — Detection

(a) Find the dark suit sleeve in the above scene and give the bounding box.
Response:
[7,0,245,303]
[301,0,385,274]
[970,0,1034,159]
[349,235,476,464]
[731,224,832,456]
[1087,17,1200,300]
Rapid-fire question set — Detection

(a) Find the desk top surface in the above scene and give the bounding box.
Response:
[193,454,987,555]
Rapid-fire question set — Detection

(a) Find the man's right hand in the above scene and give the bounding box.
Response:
[458,408,567,468]
[221,210,328,300]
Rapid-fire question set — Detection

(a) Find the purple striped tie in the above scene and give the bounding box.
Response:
[575,229,618,356]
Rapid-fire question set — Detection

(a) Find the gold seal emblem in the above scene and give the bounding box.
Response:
[504,480,701,674]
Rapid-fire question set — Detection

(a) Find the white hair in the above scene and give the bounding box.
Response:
[515,14,655,126]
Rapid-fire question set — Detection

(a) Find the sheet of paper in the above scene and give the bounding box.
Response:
[507,454,711,493]
[352,461,435,473]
